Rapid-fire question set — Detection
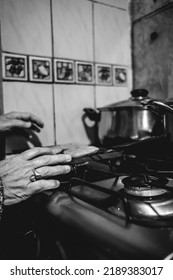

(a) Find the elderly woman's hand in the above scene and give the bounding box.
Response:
[0,147,71,206]
[0,111,44,133]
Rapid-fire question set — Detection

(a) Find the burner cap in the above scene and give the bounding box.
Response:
[122,175,168,197]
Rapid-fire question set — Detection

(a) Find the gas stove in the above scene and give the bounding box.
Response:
[56,148,173,226]
[45,143,173,260]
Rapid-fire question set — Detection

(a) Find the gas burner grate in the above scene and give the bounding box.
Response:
[122,175,169,197]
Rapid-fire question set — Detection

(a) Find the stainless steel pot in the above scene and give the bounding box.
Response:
[164,99,173,143]
[84,89,173,146]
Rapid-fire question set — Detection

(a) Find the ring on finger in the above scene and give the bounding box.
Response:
[30,169,42,182]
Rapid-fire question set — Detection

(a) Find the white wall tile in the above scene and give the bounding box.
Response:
[52,0,93,60]
[94,3,131,65]
[3,82,54,152]
[1,0,52,56]
[94,0,129,10]
[54,85,95,144]
[96,86,130,108]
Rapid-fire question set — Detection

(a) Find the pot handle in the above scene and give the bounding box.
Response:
[140,98,173,114]
[83,108,101,121]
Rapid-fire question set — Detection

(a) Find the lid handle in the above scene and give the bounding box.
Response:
[131,89,149,98]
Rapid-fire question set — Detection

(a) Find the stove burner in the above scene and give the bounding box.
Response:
[122,175,169,197]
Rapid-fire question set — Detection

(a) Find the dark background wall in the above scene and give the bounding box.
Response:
[130,0,173,100]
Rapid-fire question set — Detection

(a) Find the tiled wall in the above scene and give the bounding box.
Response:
[0,0,132,152]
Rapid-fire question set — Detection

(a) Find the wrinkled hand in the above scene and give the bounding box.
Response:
[0,111,44,133]
[0,147,72,206]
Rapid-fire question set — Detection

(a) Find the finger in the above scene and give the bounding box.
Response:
[31,154,72,168]
[20,147,54,160]
[12,121,42,133]
[30,123,41,133]
[4,111,19,118]
[7,111,44,128]
[3,119,32,129]
[48,145,63,154]
[30,179,60,193]
[35,165,71,178]
[19,112,44,128]
[3,118,42,133]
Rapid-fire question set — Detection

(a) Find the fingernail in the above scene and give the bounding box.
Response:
[64,165,71,172]
[65,154,72,161]
[55,181,60,187]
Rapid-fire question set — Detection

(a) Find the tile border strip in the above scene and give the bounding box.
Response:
[2,52,128,87]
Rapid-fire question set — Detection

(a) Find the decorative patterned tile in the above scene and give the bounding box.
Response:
[54,59,75,83]
[96,64,112,85]
[113,66,128,86]
[2,52,27,81]
[76,61,94,84]
[29,56,52,82]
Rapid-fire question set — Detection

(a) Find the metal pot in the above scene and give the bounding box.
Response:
[164,99,173,143]
[84,89,173,146]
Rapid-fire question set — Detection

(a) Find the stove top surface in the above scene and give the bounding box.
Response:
[46,145,173,259]
[55,147,173,228]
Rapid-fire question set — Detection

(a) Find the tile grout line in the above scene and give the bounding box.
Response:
[92,1,96,109]
[50,0,57,145]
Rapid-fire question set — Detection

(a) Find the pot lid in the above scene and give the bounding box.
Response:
[99,89,149,110]
[165,99,173,106]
